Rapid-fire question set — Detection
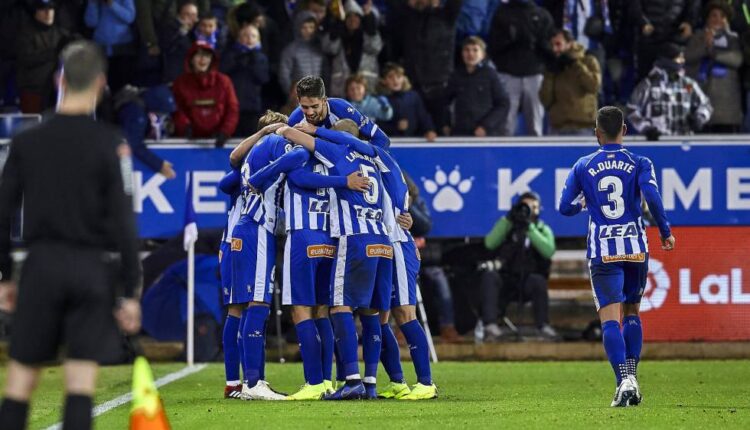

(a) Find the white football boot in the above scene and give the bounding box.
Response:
[240,381,287,400]
[610,377,636,407]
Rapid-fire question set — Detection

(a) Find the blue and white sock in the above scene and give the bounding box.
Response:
[242,306,270,388]
[622,315,643,377]
[331,312,360,380]
[380,323,404,383]
[296,319,324,385]
[601,320,628,385]
[222,315,241,385]
[315,318,335,381]
[360,314,382,384]
[400,320,432,386]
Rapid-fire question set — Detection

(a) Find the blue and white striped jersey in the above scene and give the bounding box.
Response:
[218,169,245,243]
[313,136,389,238]
[284,159,332,232]
[237,134,293,233]
[373,146,412,243]
[559,143,671,260]
[289,98,391,149]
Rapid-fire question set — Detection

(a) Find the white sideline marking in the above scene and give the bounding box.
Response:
[43,363,207,430]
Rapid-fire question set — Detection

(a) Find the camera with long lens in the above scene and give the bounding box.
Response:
[508,201,532,225]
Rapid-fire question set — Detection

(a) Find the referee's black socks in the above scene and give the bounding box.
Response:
[0,398,29,430]
[63,394,92,430]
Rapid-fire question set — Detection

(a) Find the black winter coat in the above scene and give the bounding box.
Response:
[446,61,508,136]
[488,0,555,77]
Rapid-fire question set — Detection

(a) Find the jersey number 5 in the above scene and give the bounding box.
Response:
[360,165,380,204]
[598,176,625,219]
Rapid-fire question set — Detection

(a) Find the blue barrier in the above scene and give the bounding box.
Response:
[129,138,750,238]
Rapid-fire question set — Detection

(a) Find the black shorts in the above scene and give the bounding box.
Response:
[9,244,116,365]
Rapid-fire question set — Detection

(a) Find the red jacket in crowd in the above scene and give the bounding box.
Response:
[172,41,239,138]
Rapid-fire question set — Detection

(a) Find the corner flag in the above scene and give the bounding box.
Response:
[129,357,170,430]
[183,175,198,251]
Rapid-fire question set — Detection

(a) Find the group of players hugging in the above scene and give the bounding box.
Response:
[217,75,437,401]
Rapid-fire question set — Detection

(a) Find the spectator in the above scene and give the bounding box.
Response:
[114,84,177,179]
[172,41,239,147]
[321,0,382,98]
[629,0,699,80]
[344,73,392,123]
[378,62,437,141]
[488,0,555,136]
[220,24,270,137]
[228,1,281,68]
[0,0,26,108]
[480,191,557,341]
[540,29,601,136]
[685,1,743,133]
[445,36,508,137]
[456,0,495,42]
[627,43,713,138]
[194,13,226,52]
[84,0,137,92]
[51,0,87,34]
[397,0,463,132]
[733,0,750,131]
[160,0,199,83]
[16,0,73,113]
[278,11,325,96]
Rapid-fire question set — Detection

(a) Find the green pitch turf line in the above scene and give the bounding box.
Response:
[42,363,207,430]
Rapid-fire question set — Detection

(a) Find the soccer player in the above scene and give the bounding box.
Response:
[273,121,393,400]
[231,111,302,401]
[289,75,391,149]
[217,121,284,399]
[559,106,675,407]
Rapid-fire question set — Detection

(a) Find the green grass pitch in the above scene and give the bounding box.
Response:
[2,360,749,429]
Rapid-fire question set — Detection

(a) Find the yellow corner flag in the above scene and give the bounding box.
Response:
[130,356,171,430]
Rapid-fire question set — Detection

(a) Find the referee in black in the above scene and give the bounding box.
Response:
[0,41,142,430]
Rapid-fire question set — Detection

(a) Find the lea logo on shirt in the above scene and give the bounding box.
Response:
[307,245,336,258]
[231,238,243,251]
[366,244,393,259]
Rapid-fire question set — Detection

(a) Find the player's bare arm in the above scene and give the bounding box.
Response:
[397,213,413,230]
[346,172,370,192]
[277,125,316,152]
[229,123,285,168]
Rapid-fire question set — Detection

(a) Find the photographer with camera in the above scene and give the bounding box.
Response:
[479,191,558,341]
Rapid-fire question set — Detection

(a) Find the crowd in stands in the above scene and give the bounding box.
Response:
[1,0,748,158]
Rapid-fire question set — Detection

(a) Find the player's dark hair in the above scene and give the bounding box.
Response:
[596,106,624,141]
[59,40,106,93]
[296,75,326,99]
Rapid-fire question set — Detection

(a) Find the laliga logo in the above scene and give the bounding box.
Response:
[422,166,474,212]
[642,258,670,312]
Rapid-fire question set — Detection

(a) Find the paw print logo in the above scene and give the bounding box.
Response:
[421,166,474,212]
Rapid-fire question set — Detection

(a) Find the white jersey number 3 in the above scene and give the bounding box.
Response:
[598,176,625,219]
[360,165,379,204]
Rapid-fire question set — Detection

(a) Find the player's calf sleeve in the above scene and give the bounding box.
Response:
[360,315,382,383]
[223,315,241,385]
[296,319,324,385]
[601,320,628,385]
[622,316,643,377]
[380,323,405,383]
[242,306,270,387]
[331,312,360,379]
[315,318,335,381]
[63,395,92,430]
[0,398,29,430]
[400,320,433,385]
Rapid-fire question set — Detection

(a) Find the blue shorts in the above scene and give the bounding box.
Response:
[227,222,276,305]
[219,240,232,297]
[331,233,393,310]
[282,229,335,306]
[391,239,421,308]
[588,255,649,310]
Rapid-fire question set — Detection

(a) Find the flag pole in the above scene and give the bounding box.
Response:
[187,240,195,367]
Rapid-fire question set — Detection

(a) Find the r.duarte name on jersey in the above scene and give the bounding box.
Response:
[588,159,635,177]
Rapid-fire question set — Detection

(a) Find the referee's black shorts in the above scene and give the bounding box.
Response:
[9,243,116,365]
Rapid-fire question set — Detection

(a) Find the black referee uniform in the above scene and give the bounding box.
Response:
[0,113,140,364]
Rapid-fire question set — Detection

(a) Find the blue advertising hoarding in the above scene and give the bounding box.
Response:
[132,139,750,238]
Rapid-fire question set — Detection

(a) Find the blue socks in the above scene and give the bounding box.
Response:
[242,306,270,388]
[623,315,643,377]
[296,319,324,385]
[315,318,335,381]
[223,315,241,384]
[360,315,382,384]
[400,320,433,386]
[602,320,628,385]
[380,323,404,383]
[331,312,360,379]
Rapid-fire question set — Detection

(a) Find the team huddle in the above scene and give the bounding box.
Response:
[217,76,436,401]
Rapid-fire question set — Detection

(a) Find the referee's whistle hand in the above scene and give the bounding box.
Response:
[114,298,142,335]
[661,235,676,251]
